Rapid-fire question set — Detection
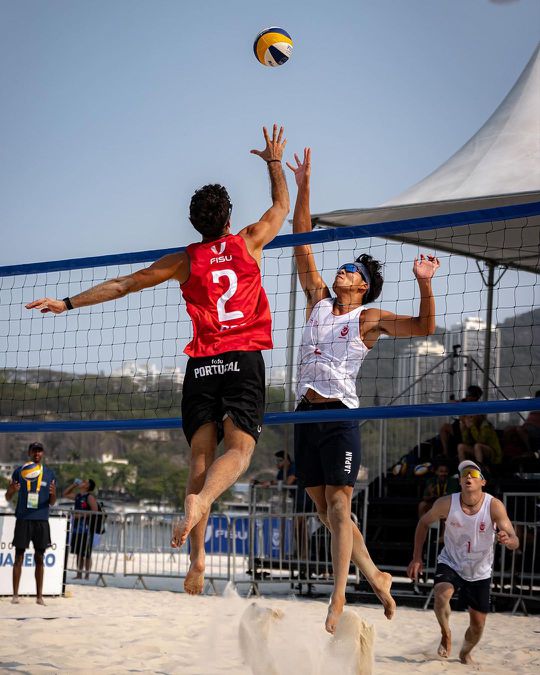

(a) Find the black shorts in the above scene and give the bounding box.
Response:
[12,519,51,552]
[434,562,491,613]
[294,399,361,488]
[182,350,265,446]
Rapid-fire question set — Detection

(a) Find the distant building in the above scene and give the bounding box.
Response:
[100,453,137,489]
[112,362,184,389]
[444,317,501,399]
[398,339,446,404]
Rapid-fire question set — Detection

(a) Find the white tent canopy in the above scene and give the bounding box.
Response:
[310,43,540,398]
[312,43,540,276]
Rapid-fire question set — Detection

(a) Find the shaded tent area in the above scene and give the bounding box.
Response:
[311,43,540,399]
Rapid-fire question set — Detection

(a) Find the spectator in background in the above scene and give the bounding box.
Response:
[253,451,313,513]
[502,390,540,461]
[4,442,57,605]
[439,385,483,458]
[418,461,460,517]
[63,478,99,580]
[258,451,297,488]
[275,450,297,486]
[515,390,540,454]
[457,415,502,467]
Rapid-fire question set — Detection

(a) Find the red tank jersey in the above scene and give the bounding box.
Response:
[181,233,273,357]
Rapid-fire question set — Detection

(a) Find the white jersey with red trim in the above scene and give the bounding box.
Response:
[296,298,369,408]
[438,492,495,581]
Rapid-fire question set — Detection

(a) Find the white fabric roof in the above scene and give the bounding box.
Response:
[312,44,540,275]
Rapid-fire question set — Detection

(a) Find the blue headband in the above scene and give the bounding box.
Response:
[340,262,371,291]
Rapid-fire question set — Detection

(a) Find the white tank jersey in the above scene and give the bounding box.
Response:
[438,492,495,582]
[296,298,369,408]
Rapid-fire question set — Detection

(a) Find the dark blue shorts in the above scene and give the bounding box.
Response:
[294,399,361,488]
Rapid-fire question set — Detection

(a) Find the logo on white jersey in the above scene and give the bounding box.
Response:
[211,242,226,255]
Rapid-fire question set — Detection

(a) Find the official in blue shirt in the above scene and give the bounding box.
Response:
[5,442,57,605]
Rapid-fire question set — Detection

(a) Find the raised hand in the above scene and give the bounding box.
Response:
[250,124,287,163]
[286,147,311,187]
[25,298,68,314]
[413,254,440,280]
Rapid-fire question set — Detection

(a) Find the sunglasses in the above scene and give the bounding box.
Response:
[460,469,483,479]
[338,264,361,274]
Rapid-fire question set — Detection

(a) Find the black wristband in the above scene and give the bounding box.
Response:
[62,297,74,310]
[267,159,281,164]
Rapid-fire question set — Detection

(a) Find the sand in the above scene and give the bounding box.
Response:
[1,585,539,674]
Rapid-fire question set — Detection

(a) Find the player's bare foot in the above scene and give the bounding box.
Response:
[325,594,345,634]
[459,641,476,665]
[373,571,396,620]
[184,558,205,595]
[11,595,19,604]
[171,494,206,548]
[36,597,46,606]
[437,631,452,658]
[459,649,476,665]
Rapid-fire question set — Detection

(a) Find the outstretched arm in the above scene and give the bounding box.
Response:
[287,148,330,317]
[240,125,290,263]
[407,495,450,580]
[25,252,188,314]
[363,255,440,344]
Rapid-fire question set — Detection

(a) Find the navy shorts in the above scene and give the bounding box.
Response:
[434,562,491,613]
[294,398,361,488]
[182,350,265,446]
[12,519,51,552]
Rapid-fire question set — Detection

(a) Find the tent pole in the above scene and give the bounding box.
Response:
[482,263,496,400]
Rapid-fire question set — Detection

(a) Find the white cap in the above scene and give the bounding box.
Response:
[458,460,483,474]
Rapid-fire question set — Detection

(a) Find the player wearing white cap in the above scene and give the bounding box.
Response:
[407,460,519,664]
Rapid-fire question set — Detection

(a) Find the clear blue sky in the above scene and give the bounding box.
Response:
[1,0,539,266]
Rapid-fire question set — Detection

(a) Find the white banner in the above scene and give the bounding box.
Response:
[0,515,67,596]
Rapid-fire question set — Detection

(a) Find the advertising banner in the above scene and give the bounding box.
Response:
[202,515,250,555]
[0,515,67,596]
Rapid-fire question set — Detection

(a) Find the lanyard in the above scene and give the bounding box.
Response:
[436,480,447,497]
[26,465,44,494]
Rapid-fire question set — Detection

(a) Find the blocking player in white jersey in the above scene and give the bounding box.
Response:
[407,460,519,664]
[287,148,440,633]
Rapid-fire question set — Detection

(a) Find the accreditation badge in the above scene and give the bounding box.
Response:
[27,492,39,509]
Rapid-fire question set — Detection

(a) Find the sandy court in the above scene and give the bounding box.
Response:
[1,585,539,674]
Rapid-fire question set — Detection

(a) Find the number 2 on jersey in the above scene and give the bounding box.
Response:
[212,269,244,323]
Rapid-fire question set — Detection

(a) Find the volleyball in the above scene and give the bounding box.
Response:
[414,463,432,477]
[21,462,41,480]
[253,27,293,67]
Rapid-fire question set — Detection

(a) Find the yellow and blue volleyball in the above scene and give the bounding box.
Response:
[253,27,293,67]
[21,462,41,480]
[414,463,432,477]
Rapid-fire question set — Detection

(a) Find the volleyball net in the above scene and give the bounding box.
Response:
[1,203,539,456]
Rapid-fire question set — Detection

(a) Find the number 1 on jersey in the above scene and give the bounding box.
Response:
[212,269,244,323]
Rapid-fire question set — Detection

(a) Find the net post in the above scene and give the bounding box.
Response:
[482,262,496,400]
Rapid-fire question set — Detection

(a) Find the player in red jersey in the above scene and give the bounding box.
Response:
[26,125,290,594]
